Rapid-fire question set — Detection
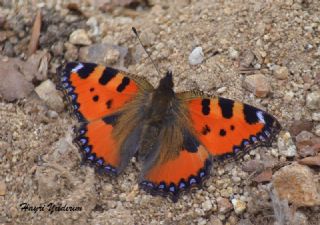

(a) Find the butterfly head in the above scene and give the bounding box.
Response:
[150,70,175,118]
[158,71,174,91]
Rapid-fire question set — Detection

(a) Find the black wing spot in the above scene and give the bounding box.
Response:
[99,67,118,85]
[117,77,130,93]
[230,125,235,130]
[77,63,97,79]
[201,125,211,135]
[218,98,234,119]
[106,99,113,109]
[263,113,275,126]
[64,62,79,75]
[90,87,95,92]
[183,130,200,153]
[219,129,226,136]
[92,95,99,102]
[201,99,210,116]
[102,114,119,126]
[243,104,259,124]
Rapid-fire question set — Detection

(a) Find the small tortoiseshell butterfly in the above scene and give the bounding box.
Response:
[58,56,280,202]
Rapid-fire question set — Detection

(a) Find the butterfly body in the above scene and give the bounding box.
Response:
[137,71,177,160]
[58,62,281,201]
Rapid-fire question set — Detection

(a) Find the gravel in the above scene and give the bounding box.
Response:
[1,0,320,224]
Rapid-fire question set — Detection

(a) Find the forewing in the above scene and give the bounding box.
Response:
[58,62,153,122]
[179,93,281,160]
[58,62,152,174]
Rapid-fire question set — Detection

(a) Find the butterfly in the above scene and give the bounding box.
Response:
[57,62,281,202]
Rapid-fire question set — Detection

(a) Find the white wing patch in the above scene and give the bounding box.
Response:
[71,63,84,73]
[256,111,266,124]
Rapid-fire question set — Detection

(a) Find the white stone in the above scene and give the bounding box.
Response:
[189,47,204,65]
[35,80,64,112]
[228,47,239,60]
[69,29,92,45]
[197,218,207,225]
[86,17,100,37]
[277,131,297,157]
[306,91,320,110]
[312,112,320,121]
[202,199,213,211]
[216,87,227,94]
[231,198,246,214]
[104,48,120,65]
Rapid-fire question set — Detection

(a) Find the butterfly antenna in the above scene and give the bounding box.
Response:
[132,27,161,76]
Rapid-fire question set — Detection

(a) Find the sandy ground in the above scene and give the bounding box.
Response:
[0,0,320,224]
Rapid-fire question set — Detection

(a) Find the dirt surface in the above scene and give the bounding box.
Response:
[1,0,320,224]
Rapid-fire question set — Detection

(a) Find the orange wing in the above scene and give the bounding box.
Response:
[140,133,212,202]
[184,97,281,160]
[58,62,150,122]
[75,114,121,174]
[58,62,152,174]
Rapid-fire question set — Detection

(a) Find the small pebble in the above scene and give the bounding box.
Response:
[238,219,253,225]
[69,29,92,45]
[104,48,120,65]
[202,199,213,212]
[277,131,297,157]
[240,50,255,67]
[315,123,320,136]
[104,184,113,193]
[52,42,64,56]
[231,198,246,214]
[46,110,58,119]
[217,197,233,213]
[289,120,313,136]
[298,145,317,157]
[216,87,227,94]
[189,47,204,65]
[292,211,309,225]
[197,218,207,225]
[228,47,239,60]
[295,130,314,149]
[231,176,241,183]
[64,42,79,61]
[299,155,320,167]
[312,112,320,121]
[0,181,6,196]
[140,31,156,47]
[242,159,264,173]
[283,91,294,103]
[242,74,270,98]
[272,163,320,206]
[227,215,238,225]
[273,66,289,80]
[86,17,99,37]
[35,80,64,112]
[306,91,320,110]
[252,169,272,183]
[209,216,223,225]
[0,57,34,101]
